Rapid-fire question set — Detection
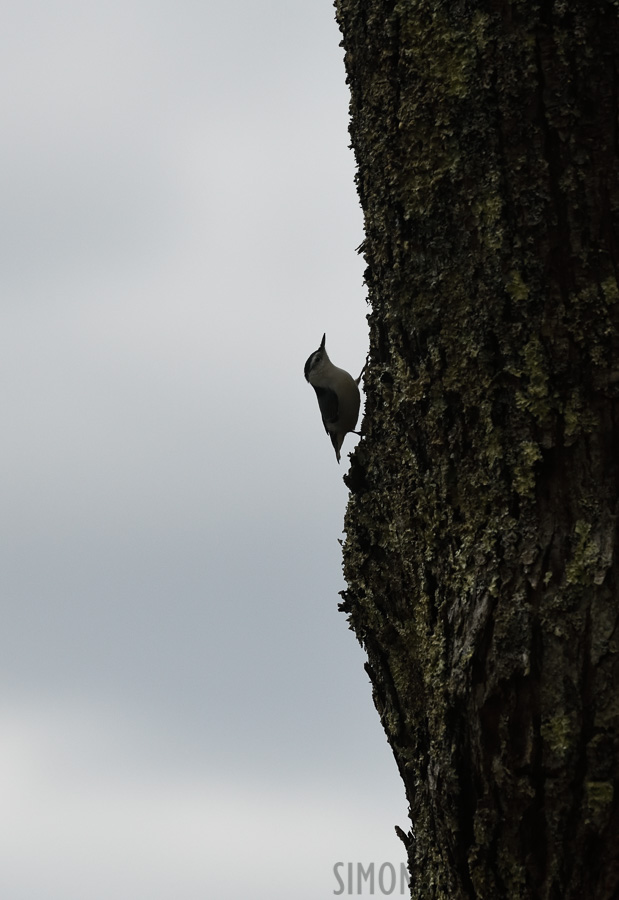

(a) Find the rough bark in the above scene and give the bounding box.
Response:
[335,1,619,897]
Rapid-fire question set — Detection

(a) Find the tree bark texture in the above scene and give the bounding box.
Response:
[335,1,619,897]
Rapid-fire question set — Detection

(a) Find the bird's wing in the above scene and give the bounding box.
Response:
[313,386,339,432]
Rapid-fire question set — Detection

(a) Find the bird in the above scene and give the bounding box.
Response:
[304,333,362,463]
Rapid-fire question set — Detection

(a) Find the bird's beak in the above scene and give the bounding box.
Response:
[320,333,326,349]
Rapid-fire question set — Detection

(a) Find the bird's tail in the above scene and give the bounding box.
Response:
[330,432,344,464]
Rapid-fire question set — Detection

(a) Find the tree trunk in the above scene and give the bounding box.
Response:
[335,1,619,897]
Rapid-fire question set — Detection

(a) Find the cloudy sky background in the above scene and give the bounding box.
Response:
[1,2,408,897]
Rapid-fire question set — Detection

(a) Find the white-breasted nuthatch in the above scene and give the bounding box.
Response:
[304,333,362,463]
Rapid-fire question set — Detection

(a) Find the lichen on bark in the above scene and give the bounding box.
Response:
[335,0,619,897]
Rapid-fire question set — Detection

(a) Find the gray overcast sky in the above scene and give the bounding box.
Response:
[1,2,408,897]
